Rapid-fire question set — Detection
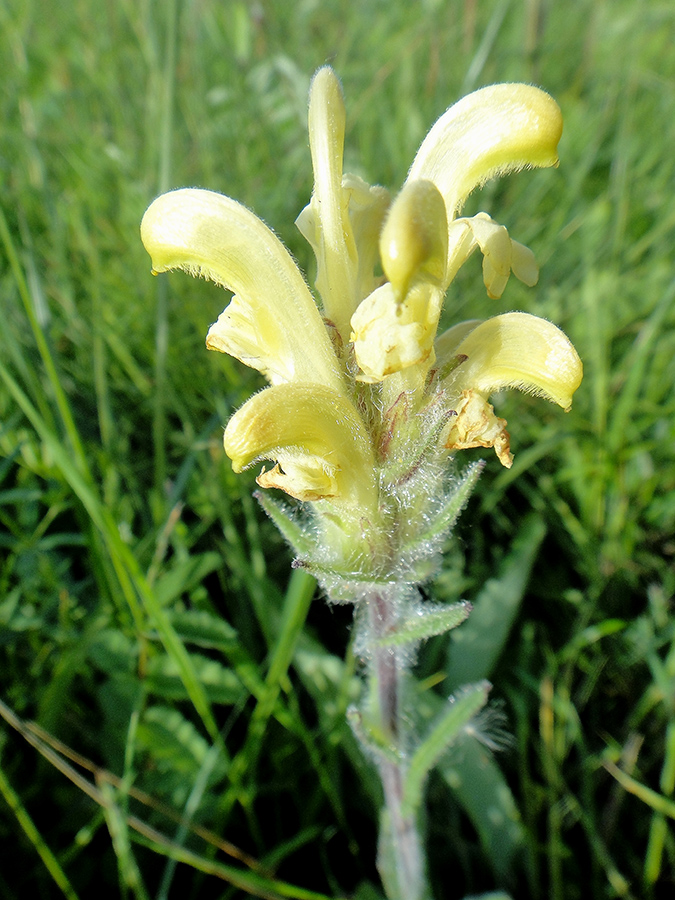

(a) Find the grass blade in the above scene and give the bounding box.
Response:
[0,757,80,900]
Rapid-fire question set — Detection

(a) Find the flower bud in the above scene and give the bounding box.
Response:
[379,180,448,299]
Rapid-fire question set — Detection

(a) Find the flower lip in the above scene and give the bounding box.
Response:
[407,82,563,224]
[447,311,583,411]
[223,382,378,510]
[141,188,344,391]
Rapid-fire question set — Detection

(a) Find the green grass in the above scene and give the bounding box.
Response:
[1,0,675,897]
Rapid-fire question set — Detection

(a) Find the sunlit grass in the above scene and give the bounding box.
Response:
[1,1,674,897]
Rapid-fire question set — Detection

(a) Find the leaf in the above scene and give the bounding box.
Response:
[374,601,471,648]
[607,278,675,455]
[463,893,513,900]
[89,628,138,674]
[0,757,80,900]
[352,882,387,900]
[439,736,525,881]
[254,490,316,556]
[137,705,226,781]
[413,460,485,546]
[99,780,150,900]
[168,609,239,652]
[170,611,269,706]
[0,360,225,746]
[445,513,546,690]
[403,681,490,818]
[146,653,244,705]
[154,553,222,606]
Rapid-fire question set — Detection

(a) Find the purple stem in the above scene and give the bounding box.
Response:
[368,588,426,900]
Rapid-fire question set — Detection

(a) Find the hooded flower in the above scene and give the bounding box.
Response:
[140,67,581,518]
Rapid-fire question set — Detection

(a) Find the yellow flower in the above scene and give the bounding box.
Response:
[223,383,377,508]
[140,188,343,391]
[140,185,378,518]
[349,82,564,382]
[140,66,581,511]
[437,312,582,467]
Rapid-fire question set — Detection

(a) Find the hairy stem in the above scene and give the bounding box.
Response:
[368,588,427,900]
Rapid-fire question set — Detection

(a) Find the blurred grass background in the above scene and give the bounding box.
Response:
[1,0,674,897]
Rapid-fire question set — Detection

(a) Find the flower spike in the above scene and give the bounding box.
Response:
[140,70,582,900]
[141,70,580,504]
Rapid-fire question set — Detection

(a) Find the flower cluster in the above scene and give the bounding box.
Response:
[141,68,581,583]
